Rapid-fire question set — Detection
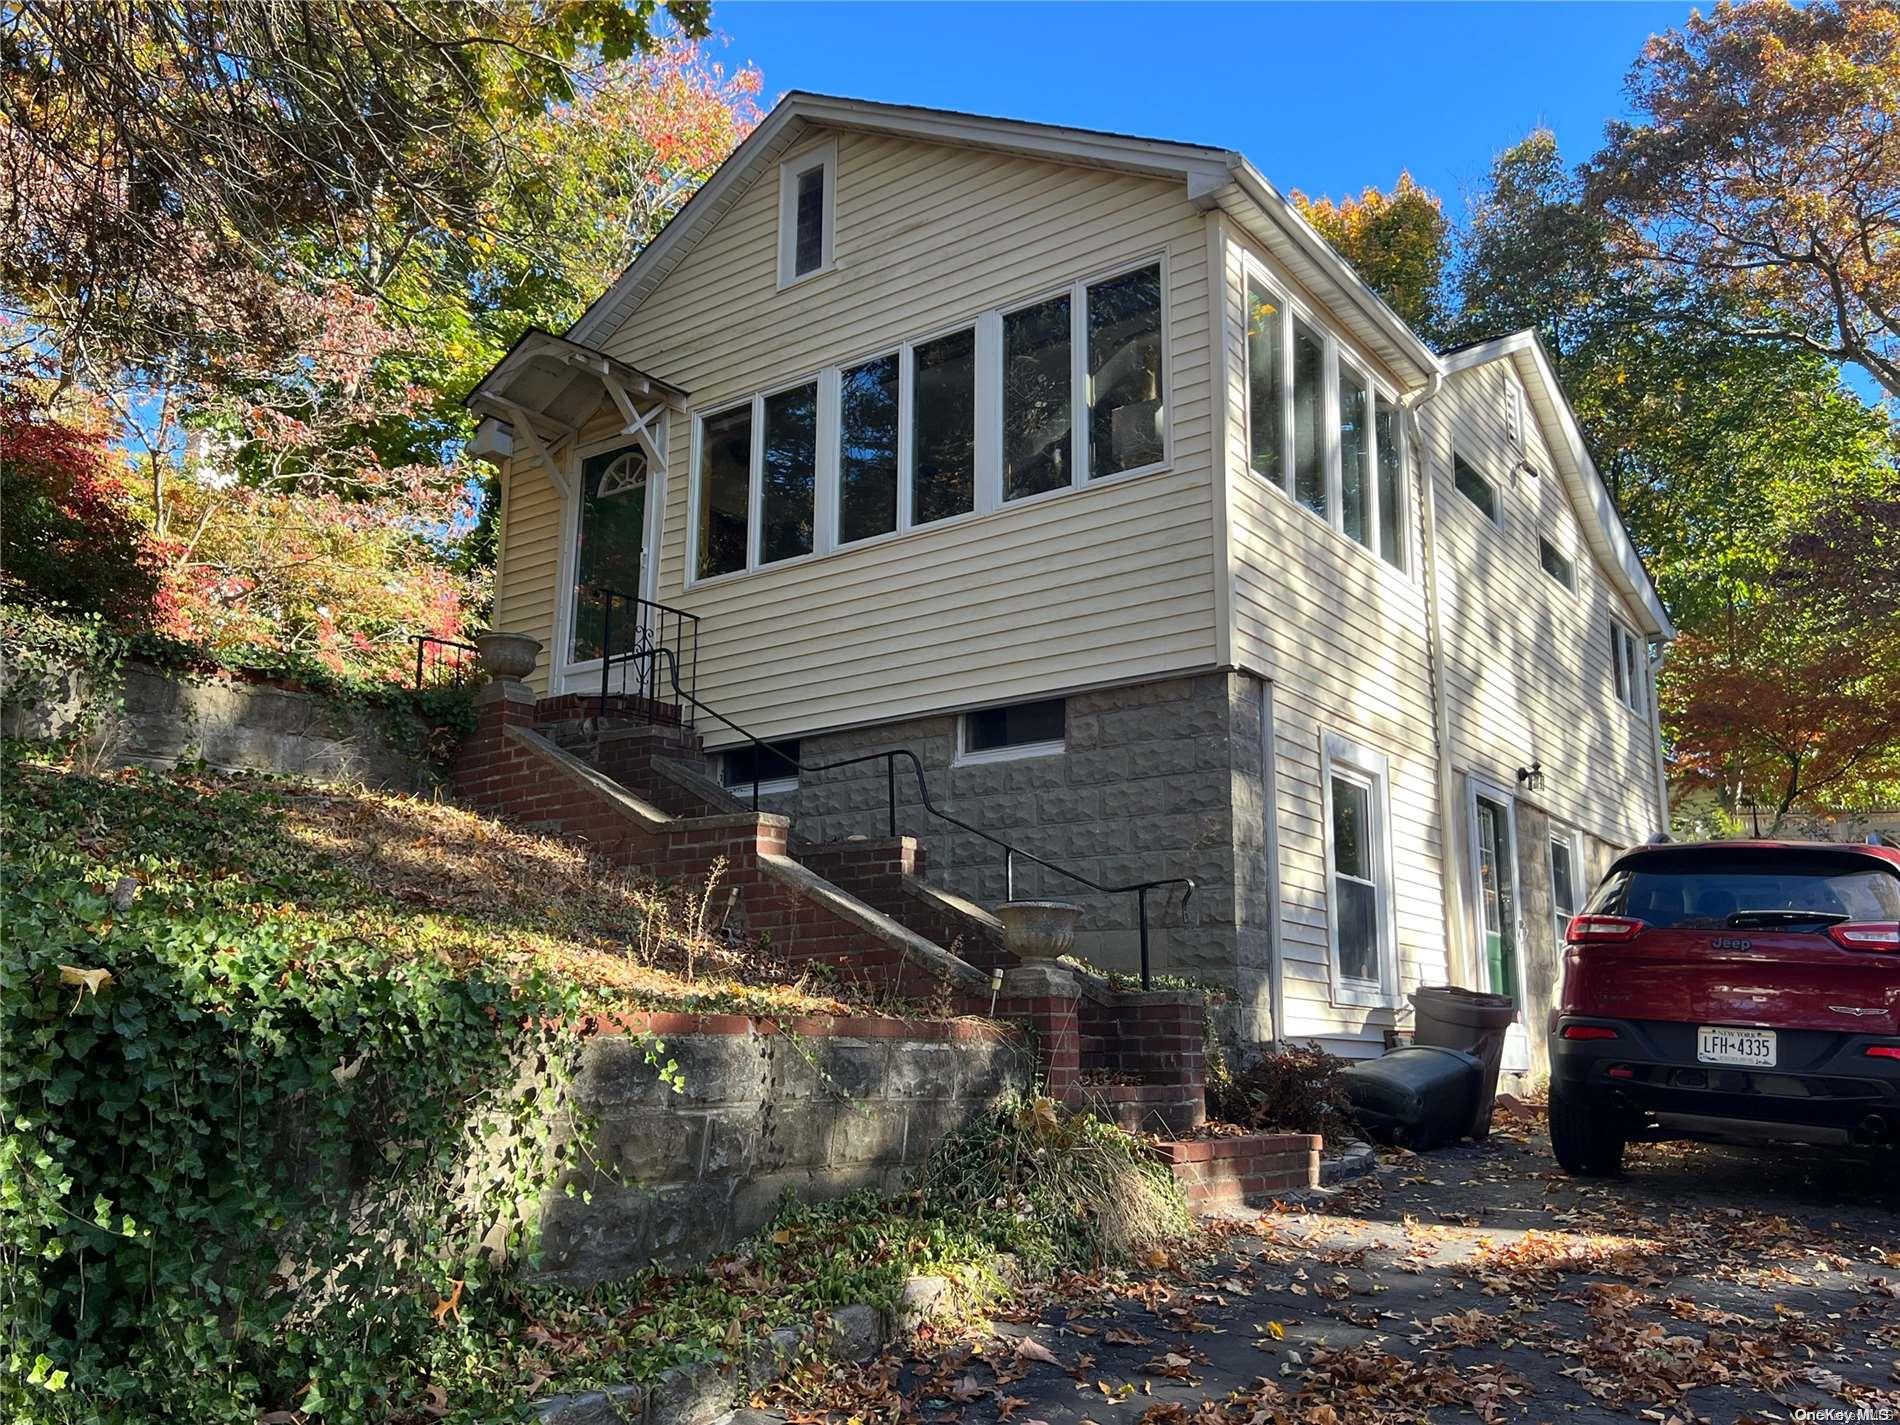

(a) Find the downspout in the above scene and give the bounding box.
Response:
[1403,370,1476,992]
[1647,640,1672,837]
[1261,677,1285,1052]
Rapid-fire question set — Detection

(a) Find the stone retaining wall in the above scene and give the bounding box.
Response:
[3,658,435,791]
[536,1012,1028,1284]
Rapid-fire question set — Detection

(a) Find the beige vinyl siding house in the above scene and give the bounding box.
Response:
[471,93,1674,1069]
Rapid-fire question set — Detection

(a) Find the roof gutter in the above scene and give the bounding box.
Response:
[1403,368,1478,993]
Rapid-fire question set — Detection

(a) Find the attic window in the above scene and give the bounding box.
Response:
[1453,453,1500,524]
[778,142,835,286]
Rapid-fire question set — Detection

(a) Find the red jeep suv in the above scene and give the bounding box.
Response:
[1549,840,1900,1175]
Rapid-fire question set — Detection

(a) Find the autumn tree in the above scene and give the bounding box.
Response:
[1294,174,1451,339]
[1588,0,1900,400]
[0,5,757,680]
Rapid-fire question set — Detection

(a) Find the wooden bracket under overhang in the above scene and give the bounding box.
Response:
[463,326,688,500]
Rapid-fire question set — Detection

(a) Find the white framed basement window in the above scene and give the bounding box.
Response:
[688,253,1169,586]
[954,697,1066,765]
[777,141,836,287]
[1321,730,1399,1009]
[1241,257,1407,570]
[724,739,801,797]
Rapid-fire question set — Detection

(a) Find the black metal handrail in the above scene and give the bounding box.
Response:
[596,588,700,729]
[635,643,1194,989]
[411,634,479,688]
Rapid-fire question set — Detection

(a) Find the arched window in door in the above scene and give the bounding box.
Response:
[571,445,648,662]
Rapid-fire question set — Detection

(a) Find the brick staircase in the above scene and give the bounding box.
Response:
[450,674,1210,1137]
[451,678,999,1003]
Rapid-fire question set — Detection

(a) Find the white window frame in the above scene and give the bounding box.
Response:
[1451,449,1502,526]
[723,741,801,799]
[1610,619,1644,716]
[1548,825,1582,952]
[1539,535,1577,593]
[953,698,1067,766]
[1320,731,1400,1010]
[776,140,836,289]
[1237,253,1409,575]
[685,253,1172,589]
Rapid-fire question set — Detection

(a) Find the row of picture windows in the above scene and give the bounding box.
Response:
[1244,273,1407,571]
[695,262,1166,581]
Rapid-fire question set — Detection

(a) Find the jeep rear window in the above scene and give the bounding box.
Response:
[1587,849,1900,929]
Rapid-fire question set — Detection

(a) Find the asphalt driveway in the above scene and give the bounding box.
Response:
[777,1111,1900,1424]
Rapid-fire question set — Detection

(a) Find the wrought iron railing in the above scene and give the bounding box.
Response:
[627,643,1194,989]
[411,635,479,688]
[596,588,700,729]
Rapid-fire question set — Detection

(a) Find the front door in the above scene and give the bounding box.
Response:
[571,443,650,689]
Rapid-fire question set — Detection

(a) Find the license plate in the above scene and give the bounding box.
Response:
[1697,1026,1776,1067]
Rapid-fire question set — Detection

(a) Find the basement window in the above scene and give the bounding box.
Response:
[957,698,1065,764]
[723,739,801,797]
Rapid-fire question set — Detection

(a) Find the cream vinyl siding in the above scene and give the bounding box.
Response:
[553,126,1221,743]
[495,451,565,695]
[1424,358,1663,852]
[1215,223,1449,1052]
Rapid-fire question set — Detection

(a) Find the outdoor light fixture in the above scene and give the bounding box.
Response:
[1516,762,1545,792]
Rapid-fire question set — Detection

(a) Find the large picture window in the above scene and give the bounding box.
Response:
[912,327,977,525]
[1245,276,1284,483]
[1374,394,1405,569]
[1003,294,1072,501]
[760,382,818,565]
[1087,262,1164,477]
[838,354,899,544]
[1322,731,1396,1007]
[1338,360,1370,549]
[695,404,751,580]
[1291,318,1327,516]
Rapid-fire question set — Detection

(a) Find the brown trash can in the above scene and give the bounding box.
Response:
[1409,986,1516,1140]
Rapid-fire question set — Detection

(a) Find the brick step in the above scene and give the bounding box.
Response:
[452,682,988,1003]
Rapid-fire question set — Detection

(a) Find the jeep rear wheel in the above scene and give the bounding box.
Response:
[1549,1087,1625,1176]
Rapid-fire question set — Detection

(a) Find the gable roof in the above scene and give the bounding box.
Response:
[565,91,1441,386]
[1440,331,1674,640]
[546,91,1670,641]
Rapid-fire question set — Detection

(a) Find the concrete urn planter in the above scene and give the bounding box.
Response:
[473,630,542,683]
[996,900,1085,960]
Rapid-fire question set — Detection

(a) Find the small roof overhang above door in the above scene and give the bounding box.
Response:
[464,327,688,499]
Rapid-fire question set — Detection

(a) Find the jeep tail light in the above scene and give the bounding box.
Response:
[1566,915,1644,944]
[1865,1045,1900,1061]
[1827,922,1900,952]
[1560,1024,1620,1041]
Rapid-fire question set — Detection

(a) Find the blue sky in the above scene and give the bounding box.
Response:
[708,2,1697,223]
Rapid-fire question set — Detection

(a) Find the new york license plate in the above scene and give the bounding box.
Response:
[1696,1025,1777,1067]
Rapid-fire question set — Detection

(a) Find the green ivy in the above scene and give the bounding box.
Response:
[0,748,634,1423]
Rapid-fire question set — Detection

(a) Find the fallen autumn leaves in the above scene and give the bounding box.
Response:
[760,1129,1899,1425]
